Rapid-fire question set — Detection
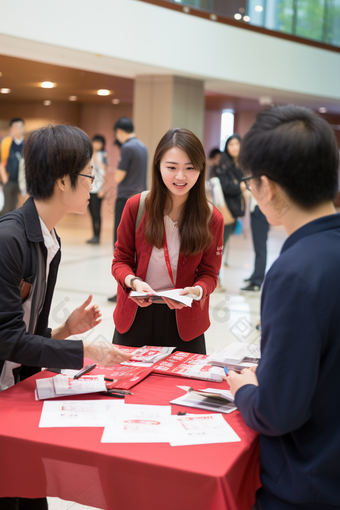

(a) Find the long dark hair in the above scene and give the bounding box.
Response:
[145,128,212,256]
[222,133,242,169]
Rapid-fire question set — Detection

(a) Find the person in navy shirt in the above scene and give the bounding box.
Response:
[227,105,340,510]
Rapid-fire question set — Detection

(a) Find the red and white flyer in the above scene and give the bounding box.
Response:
[152,351,225,382]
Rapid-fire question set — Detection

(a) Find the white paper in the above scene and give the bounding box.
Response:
[207,342,261,366]
[171,391,237,414]
[39,400,124,428]
[36,374,107,400]
[170,413,241,446]
[101,404,172,443]
[130,289,193,307]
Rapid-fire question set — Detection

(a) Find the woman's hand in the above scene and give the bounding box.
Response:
[129,279,157,308]
[163,287,200,310]
[179,287,200,298]
[227,368,259,397]
[83,340,132,366]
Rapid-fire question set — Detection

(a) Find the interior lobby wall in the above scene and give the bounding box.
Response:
[204,110,222,155]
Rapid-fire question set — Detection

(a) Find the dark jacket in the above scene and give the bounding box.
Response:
[0,197,83,382]
[211,155,245,218]
[235,214,340,510]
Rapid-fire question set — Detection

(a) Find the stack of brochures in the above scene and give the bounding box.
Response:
[207,342,260,372]
[36,374,107,400]
[129,289,193,307]
[129,345,176,364]
[153,351,225,382]
[170,388,237,414]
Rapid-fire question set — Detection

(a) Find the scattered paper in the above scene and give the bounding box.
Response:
[36,374,106,400]
[170,413,241,446]
[130,289,193,307]
[171,389,237,414]
[101,404,172,443]
[39,400,124,428]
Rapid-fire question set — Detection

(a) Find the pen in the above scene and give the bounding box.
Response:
[224,367,229,376]
[104,388,133,395]
[73,363,97,379]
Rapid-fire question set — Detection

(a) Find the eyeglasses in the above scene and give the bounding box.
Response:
[240,174,278,192]
[78,173,96,184]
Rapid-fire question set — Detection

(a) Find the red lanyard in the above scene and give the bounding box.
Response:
[163,226,175,288]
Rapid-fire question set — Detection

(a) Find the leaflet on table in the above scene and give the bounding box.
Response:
[89,363,153,389]
[36,375,106,400]
[153,351,225,382]
[39,399,124,428]
[170,387,237,414]
[130,289,193,307]
[101,404,172,443]
[169,413,241,446]
[207,342,261,368]
[115,345,176,367]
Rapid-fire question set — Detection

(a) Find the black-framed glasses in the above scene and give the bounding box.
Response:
[78,173,96,184]
[240,174,278,192]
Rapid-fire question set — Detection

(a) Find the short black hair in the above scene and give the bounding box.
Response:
[113,117,134,133]
[208,148,221,159]
[24,124,93,200]
[92,134,106,149]
[239,105,339,208]
[9,118,24,127]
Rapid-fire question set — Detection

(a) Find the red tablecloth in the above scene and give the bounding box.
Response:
[0,371,261,510]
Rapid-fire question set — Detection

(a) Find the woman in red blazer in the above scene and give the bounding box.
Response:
[112,128,224,354]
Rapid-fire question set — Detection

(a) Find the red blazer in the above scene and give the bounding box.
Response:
[112,194,224,341]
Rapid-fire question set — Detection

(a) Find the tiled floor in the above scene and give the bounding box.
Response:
[46,209,287,510]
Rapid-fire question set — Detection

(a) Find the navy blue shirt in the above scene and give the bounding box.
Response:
[117,137,147,199]
[235,214,340,510]
[6,139,24,183]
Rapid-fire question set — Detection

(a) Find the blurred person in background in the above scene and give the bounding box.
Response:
[211,134,246,266]
[87,134,107,244]
[0,118,25,216]
[207,147,222,179]
[108,117,147,302]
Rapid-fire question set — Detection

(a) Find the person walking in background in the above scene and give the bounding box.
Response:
[0,118,25,216]
[240,196,270,295]
[111,128,224,354]
[212,134,246,265]
[108,117,147,302]
[87,134,107,244]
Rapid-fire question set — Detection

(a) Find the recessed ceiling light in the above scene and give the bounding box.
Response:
[243,15,250,21]
[210,13,217,20]
[0,88,11,94]
[68,95,78,101]
[112,98,120,104]
[259,96,272,106]
[0,72,2,77]
[183,6,190,13]
[41,81,55,89]
[97,89,110,96]
[255,5,263,12]
[234,13,242,19]
[318,107,327,113]
[43,100,52,106]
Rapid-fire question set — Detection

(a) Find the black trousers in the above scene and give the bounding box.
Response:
[0,498,48,510]
[250,206,269,287]
[223,221,236,250]
[113,197,128,248]
[88,193,102,237]
[113,304,206,354]
[0,181,20,216]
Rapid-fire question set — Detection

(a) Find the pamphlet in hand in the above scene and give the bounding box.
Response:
[129,289,193,307]
[206,342,260,371]
[171,387,237,414]
[153,351,225,382]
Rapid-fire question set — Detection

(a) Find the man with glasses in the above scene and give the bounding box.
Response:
[0,125,130,510]
[227,105,340,510]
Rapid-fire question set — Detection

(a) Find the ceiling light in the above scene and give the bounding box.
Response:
[68,95,78,101]
[255,5,263,12]
[318,107,327,113]
[183,6,190,13]
[43,100,52,106]
[174,0,181,2]
[0,72,2,77]
[210,13,217,20]
[234,13,242,19]
[112,98,120,104]
[0,88,11,94]
[41,81,55,88]
[97,89,110,96]
[243,15,250,21]
[259,96,272,106]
